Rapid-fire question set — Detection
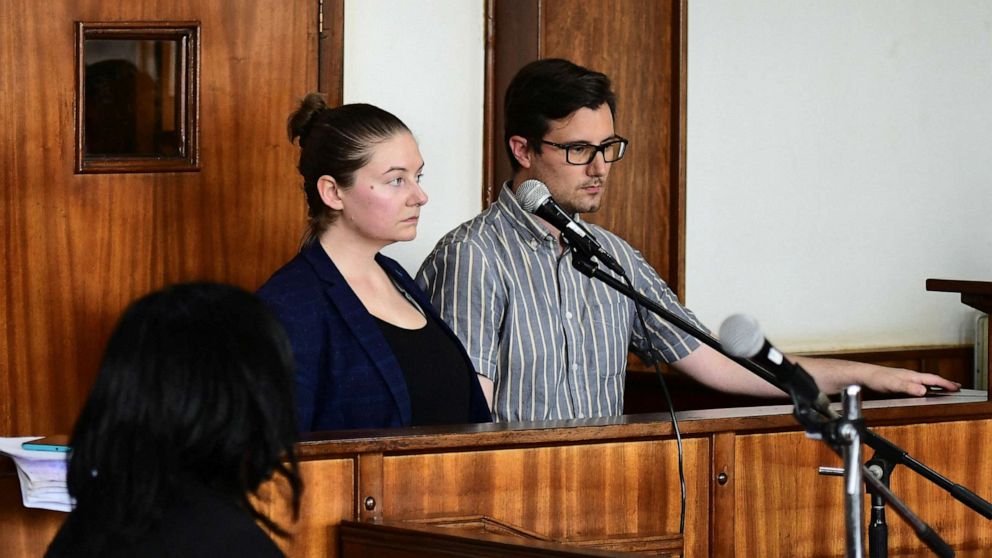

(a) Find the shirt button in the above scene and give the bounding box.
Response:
[571,363,578,371]
[528,239,538,250]
[565,311,573,320]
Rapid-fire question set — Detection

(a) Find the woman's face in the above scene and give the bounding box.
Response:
[334,132,427,246]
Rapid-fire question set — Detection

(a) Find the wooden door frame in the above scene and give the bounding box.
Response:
[481,0,689,298]
[319,0,344,105]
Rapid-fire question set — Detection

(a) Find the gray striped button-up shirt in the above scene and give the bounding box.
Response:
[417,185,703,422]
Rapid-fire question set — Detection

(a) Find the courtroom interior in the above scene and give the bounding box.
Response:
[2,1,991,556]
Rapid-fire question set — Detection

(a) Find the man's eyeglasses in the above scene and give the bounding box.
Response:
[536,137,629,165]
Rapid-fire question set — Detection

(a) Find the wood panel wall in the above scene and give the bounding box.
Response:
[484,0,687,296]
[733,420,992,556]
[0,0,344,437]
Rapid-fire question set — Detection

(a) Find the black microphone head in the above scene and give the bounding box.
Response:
[719,313,765,358]
[515,179,552,213]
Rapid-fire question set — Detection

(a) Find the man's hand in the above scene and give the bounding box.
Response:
[850,365,961,397]
[792,356,961,397]
[674,345,963,399]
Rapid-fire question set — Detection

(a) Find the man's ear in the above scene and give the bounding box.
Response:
[316,175,344,211]
[508,135,533,169]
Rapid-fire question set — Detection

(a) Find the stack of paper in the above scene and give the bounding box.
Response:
[0,437,73,512]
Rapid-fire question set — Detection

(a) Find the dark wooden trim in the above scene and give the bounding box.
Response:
[483,0,541,206]
[710,432,735,558]
[340,519,677,557]
[672,0,688,299]
[482,0,496,206]
[797,344,972,361]
[925,278,991,394]
[318,0,344,106]
[75,22,201,174]
[926,279,992,299]
[8,411,992,557]
[294,390,990,459]
[357,452,384,521]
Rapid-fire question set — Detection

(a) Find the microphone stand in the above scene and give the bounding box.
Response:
[570,253,991,557]
[840,385,866,558]
[866,456,893,558]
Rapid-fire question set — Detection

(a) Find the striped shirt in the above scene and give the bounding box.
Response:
[416,185,703,422]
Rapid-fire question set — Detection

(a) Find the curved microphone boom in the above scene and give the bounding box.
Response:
[719,313,831,413]
[515,179,625,275]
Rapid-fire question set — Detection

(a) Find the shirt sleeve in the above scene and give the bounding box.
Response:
[417,240,505,381]
[617,242,705,365]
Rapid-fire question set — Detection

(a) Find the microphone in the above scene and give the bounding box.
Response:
[719,313,830,412]
[515,179,625,275]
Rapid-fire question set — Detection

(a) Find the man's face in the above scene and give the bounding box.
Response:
[517,104,619,215]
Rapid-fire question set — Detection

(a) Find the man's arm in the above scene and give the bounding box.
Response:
[604,229,960,399]
[792,354,960,396]
[671,344,961,397]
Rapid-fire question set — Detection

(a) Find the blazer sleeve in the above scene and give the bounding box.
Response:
[257,269,326,432]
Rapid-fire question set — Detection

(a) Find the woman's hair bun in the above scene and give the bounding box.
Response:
[288,93,328,146]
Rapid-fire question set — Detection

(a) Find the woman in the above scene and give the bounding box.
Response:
[46,283,303,558]
[258,95,491,432]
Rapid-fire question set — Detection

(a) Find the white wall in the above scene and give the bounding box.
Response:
[686,1,992,351]
[346,1,992,351]
[343,0,485,273]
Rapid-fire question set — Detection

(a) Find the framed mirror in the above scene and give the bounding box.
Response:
[75,22,199,173]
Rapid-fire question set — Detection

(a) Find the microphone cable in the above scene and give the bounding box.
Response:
[525,179,688,533]
[559,224,688,536]
[621,271,687,536]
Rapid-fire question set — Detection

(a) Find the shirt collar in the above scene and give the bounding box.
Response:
[495,181,558,245]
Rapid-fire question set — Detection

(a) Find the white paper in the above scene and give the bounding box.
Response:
[0,437,73,512]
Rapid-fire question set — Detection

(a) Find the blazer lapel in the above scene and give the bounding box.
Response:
[300,243,413,424]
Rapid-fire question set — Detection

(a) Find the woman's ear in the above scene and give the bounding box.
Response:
[508,136,533,169]
[316,175,344,211]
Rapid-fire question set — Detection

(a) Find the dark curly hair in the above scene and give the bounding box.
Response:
[288,94,411,245]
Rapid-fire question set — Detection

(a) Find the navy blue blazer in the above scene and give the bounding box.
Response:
[258,242,491,432]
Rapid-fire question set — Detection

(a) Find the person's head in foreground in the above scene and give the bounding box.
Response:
[47,282,302,558]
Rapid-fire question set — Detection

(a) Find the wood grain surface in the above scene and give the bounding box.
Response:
[0,0,318,437]
[4,402,992,557]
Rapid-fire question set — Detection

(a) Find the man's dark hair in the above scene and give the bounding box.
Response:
[58,282,303,557]
[503,58,617,171]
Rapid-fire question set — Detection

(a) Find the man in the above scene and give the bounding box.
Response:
[417,58,958,422]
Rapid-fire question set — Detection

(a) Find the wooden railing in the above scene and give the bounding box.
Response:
[4,391,991,557]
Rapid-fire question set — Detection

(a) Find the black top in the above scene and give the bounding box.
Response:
[257,243,491,431]
[45,487,285,558]
[375,314,473,425]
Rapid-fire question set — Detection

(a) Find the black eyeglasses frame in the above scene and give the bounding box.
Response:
[535,137,629,165]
